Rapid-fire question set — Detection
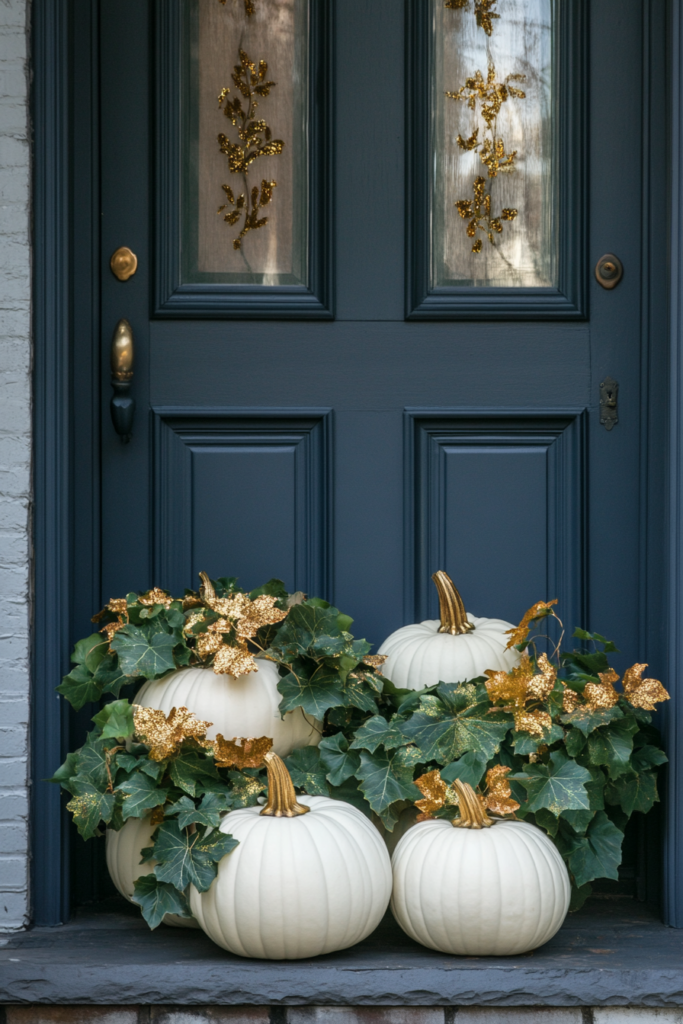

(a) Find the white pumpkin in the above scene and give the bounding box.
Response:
[135,658,320,758]
[106,814,199,929]
[378,571,520,690]
[391,782,570,955]
[190,752,392,959]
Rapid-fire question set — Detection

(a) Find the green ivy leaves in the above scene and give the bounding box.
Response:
[111,625,177,679]
[512,752,591,816]
[151,821,238,893]
[131,876,192,930]
[273,602,379,720]
[400,685,510,763]
[57,595,192,711]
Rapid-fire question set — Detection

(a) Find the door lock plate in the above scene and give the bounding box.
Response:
[600,376,619,431]
[595,253,623,290]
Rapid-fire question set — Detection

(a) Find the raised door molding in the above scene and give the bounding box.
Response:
[404,408,587,634]
[153,408,333,597]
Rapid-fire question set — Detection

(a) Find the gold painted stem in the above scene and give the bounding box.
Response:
[432,571,475,635]
[260,751,310,818]
[452,779,493,829]
[199,571,216,603]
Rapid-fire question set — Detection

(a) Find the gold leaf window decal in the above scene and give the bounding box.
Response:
[219,0,257,17]
[217,49,284,252]
[444,0,527,255]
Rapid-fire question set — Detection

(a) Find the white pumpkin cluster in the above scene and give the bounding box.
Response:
[107,571,570,959]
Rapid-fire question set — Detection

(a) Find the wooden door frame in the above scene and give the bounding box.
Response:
[30,0,681,926]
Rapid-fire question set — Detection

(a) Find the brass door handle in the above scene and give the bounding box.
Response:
[110,318,135,443]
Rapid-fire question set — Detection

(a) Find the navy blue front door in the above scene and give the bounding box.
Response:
[96,0,665,699]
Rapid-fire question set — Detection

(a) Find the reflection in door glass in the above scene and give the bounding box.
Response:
[432,0,557,288]
[182,0,309,287]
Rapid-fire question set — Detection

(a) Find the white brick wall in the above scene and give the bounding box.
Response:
[0,0,31,931]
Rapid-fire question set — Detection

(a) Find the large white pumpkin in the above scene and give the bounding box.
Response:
[106,814,199,929]
[190,752,392,959]
[391,783,570,955]
[135,659,320,758]
[378,571,520,690]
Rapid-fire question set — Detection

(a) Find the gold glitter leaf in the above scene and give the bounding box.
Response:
[414,770,447,821]
[527,653,557,701]
[213,644,258,677]
[485,765,520,816]
[212,735,273,769]
[584,668,620,710]
[505,599,559,650]
[362,654,388,671]
[133,706,212,762]
[91,597,128,623]
[139,588,174,608]
[513,709,552,736]
[100,620,125,644]
[563,688,580,713]
[485,655,533,709]
[622,664,670,711]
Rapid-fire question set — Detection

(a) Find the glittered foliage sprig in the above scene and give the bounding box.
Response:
[217,49,284,252]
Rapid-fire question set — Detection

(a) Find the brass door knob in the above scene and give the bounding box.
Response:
[110,246,138,282]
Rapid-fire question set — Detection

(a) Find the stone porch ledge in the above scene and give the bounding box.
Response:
[0,899,682,1008]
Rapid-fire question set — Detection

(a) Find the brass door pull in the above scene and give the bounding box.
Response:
[110,319,135,443]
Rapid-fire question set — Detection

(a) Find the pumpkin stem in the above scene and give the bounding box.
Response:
[199,571,216,603]
[452,779,493,829]
[260,751,311,818]
[432,571,475,635]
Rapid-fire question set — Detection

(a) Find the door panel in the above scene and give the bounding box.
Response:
[153,409,332,597]
[406,410,586,630]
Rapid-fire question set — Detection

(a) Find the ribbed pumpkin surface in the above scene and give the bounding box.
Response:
[378,615,520,690]
[391,818,570,955]
[135,660,320,757]
[190,795,392,959]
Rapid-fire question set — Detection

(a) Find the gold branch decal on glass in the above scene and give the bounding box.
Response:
[219,0,256,17]
[217,49,284,251]
[444,0,500,36]
[445,3,527,256]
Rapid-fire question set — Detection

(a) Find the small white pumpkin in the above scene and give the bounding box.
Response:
[106,814,199,929]
[378,571,520,690]
[391,781,570,955]
[135,658,320,758]
[190,752,392,959]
